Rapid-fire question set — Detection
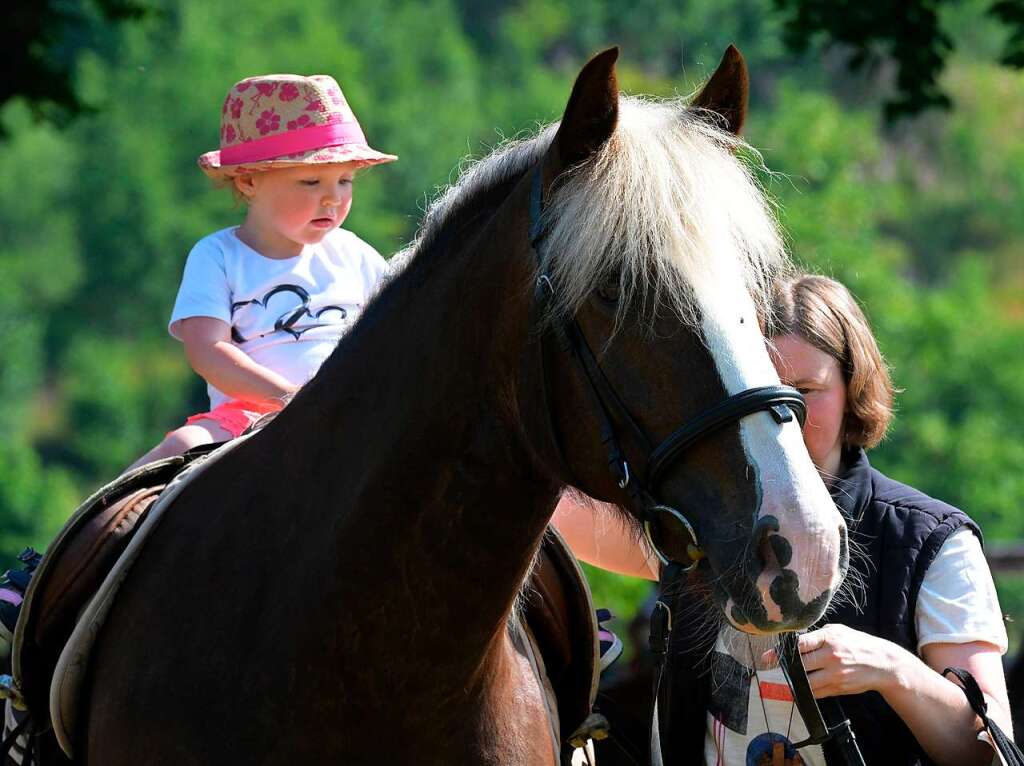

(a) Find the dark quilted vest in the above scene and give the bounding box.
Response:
[659,448,980,766]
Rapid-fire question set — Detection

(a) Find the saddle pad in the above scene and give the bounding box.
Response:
[48,434,252,758]
[524,526,600,745]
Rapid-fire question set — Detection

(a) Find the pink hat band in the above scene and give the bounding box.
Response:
[219,120,367,165]
[198,73,396,179]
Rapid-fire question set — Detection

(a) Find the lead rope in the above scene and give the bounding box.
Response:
[778,632,866,766]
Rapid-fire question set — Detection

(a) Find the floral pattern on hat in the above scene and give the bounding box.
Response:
[198,74,396,179]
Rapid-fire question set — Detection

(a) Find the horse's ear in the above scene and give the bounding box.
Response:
[553,47,620,169]
[691,45,748,136]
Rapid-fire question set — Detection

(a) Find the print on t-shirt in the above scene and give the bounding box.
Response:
[230,283,350,343]
[706,647,824,766]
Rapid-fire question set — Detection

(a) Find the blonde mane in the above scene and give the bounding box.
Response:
[399,94,786,330]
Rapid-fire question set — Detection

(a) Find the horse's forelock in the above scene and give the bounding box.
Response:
[395,96,786,337]
[543,95,787,334]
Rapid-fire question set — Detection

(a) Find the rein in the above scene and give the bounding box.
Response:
[779,633,865,765]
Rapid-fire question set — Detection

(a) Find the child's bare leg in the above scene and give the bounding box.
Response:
[122,419,233,475]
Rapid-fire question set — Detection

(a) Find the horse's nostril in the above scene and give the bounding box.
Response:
[755,535,776,576]
[751,515,782,575]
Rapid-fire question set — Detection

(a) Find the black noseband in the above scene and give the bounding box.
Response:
[646,385,806,487]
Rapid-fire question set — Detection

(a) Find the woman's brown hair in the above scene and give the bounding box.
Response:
[769,275,894,449]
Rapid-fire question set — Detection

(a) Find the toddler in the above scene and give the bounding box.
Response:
[0,73,397,654]
[127,73,397,470]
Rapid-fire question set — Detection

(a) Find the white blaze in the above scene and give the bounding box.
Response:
[693,264,843,617]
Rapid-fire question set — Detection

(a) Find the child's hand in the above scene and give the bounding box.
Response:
[177,316,299,402]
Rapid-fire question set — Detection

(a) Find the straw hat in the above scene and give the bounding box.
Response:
[198,74,397,179]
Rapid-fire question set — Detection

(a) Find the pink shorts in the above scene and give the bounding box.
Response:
[181,399,282,439]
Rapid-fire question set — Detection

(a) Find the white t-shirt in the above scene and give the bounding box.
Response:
[704,528,1007,766]
[169,226,388,409]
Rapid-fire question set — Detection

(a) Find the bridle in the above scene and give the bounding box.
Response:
[527,163,865,766]
[527,166,807,570]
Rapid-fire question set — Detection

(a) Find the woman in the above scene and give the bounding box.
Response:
[554,274,1011,766]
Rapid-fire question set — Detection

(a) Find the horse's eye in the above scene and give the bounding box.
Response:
[596,273,621,303]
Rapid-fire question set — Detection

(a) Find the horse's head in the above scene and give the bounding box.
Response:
[531,47,847,633]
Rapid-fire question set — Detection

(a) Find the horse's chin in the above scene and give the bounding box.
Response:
[713,578,834,635]
[723,617,813,636]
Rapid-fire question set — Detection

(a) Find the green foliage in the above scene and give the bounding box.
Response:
[772,0,1024,118]
[2,0,157,131]
[997,574,1024,649]
[582,563,655,626]
[0,440,77,561]
[58,336,194,477]
[0,0,1021,650]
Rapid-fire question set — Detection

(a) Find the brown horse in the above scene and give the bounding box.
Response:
[71,48,846,764]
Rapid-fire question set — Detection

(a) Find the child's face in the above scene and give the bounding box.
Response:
[237,164,357,255]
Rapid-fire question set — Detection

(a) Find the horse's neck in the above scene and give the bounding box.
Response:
[270,222,560,678]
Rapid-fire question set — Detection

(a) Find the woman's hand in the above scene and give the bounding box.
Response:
[763,627,1009,766]
[783,623,913,698]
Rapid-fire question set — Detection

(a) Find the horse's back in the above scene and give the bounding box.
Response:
[82,435,563,765]
[85,439,327,762]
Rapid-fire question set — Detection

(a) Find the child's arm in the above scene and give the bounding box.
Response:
[177,316,298,404]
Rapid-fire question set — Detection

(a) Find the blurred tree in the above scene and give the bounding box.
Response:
[773,0,1024,118]
[0,0,1021,636]
[4,0,154,133]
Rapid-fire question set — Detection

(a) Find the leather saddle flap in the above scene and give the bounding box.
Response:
[14,456,190,720]
[524,528,599,742]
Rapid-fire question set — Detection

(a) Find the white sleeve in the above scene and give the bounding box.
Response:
[168,239,232,339]
[915,527,1008,653]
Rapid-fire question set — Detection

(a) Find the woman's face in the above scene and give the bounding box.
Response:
[769,334,848,483]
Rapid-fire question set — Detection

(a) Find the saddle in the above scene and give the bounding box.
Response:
[523,528,602,756]
[12,447,215,729]
[11,451,601,761]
